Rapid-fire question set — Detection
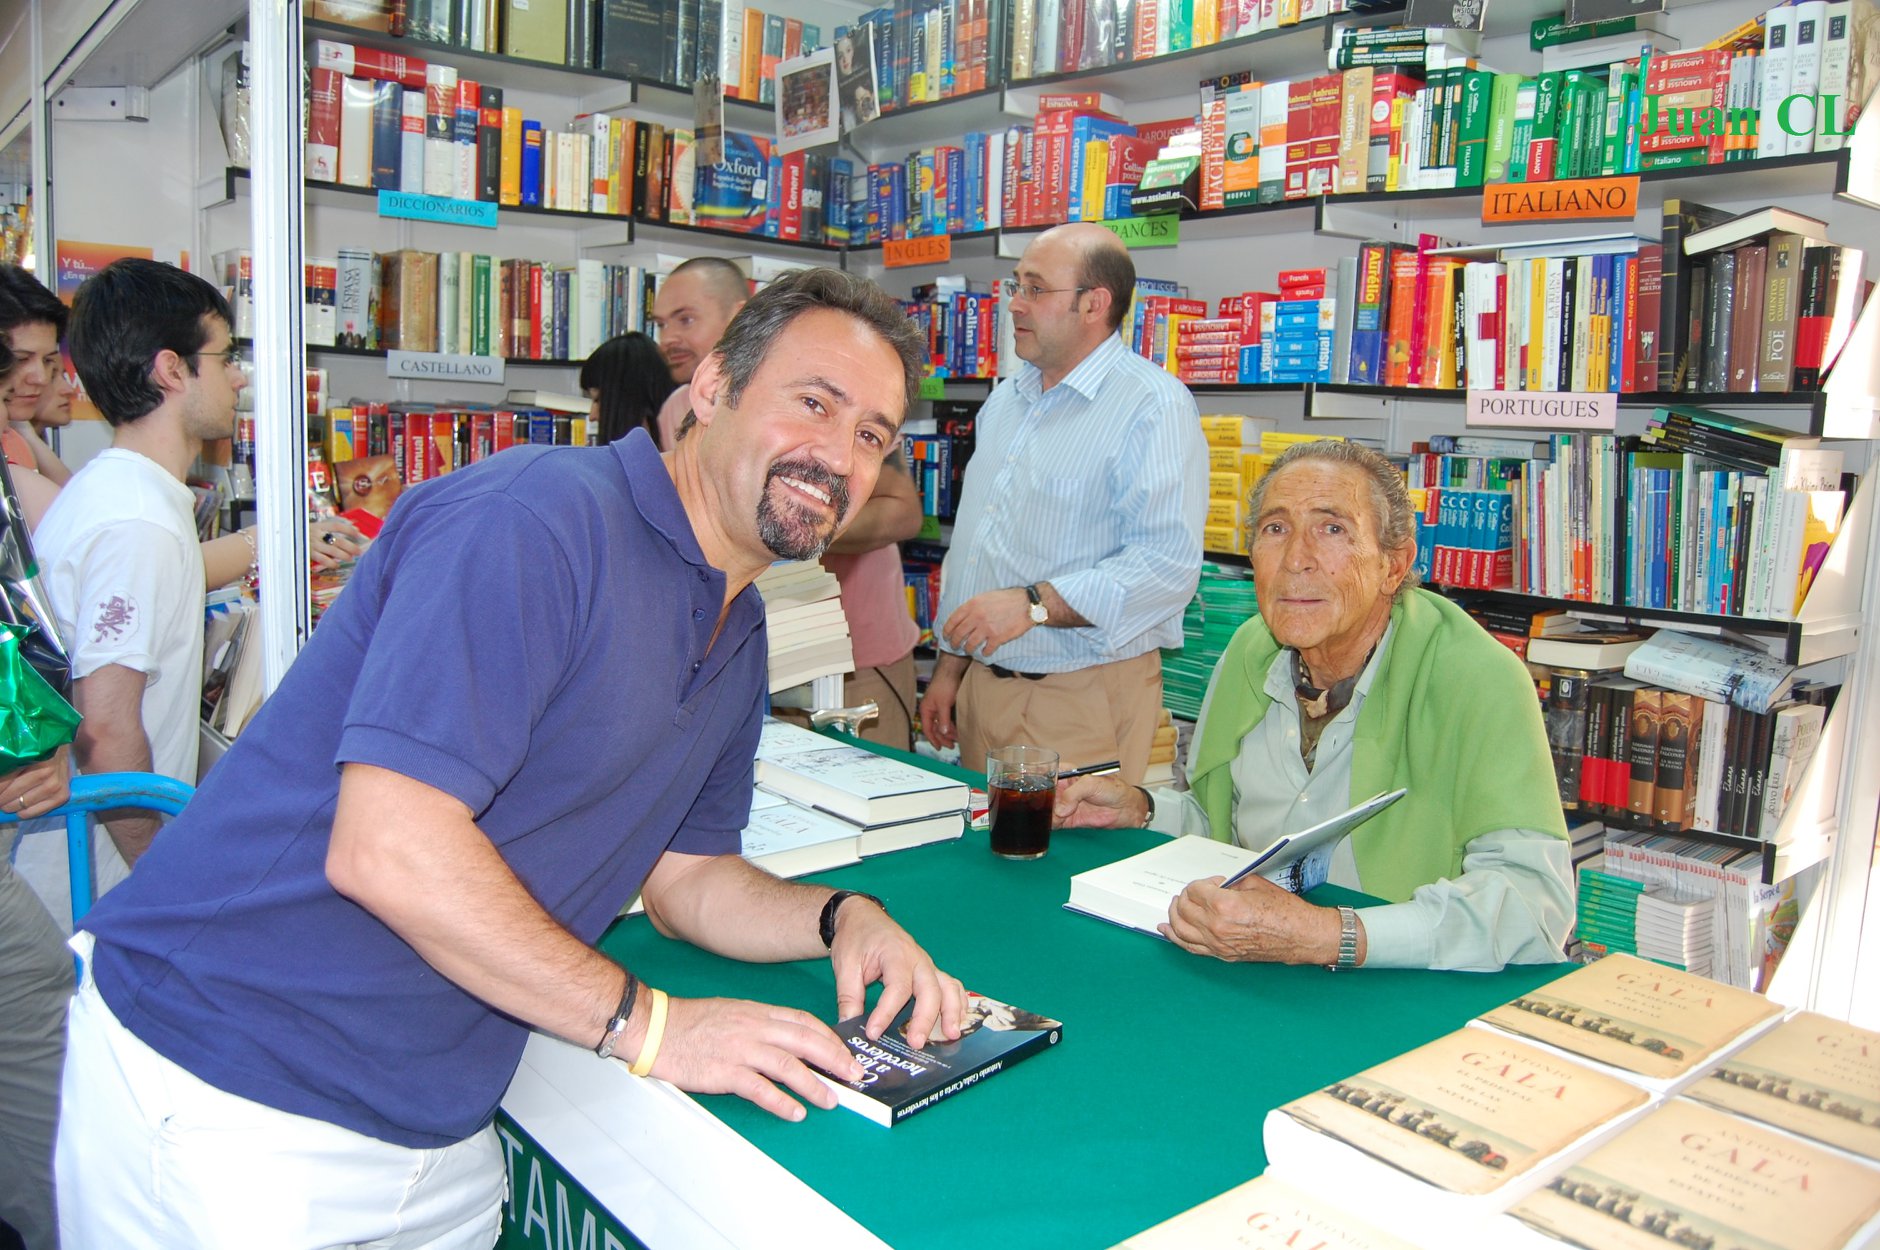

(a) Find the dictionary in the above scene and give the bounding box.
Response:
[812,992,1062,1127]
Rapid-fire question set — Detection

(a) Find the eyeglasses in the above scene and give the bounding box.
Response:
[191,348,245,370]
[1010,283,1089,303]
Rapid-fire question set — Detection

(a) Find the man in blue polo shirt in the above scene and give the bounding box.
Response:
[55,268,965,1248]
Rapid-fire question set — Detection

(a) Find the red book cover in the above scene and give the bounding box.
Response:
[1284,80,1314,199]
[527,262,544,360]
[1633,243,1662,395]
[387,411,407,482]
[1037,91,1111,111]
[1132,0,1160,61]
[1495,269,1509,390]
[307,68,343,183]
[493,409,519,453]
[1179,367,1244,383]
[1792,245,1834,389]
[1527,136,1557,181]
[1061,0,1086,74]
[1370,72,1415,191]
[1238,292,1276,345]
[432,412,458,474]
[1134,116,1195,150]
[469,410,493,462]
[778,152,805,240]
[404,419,431,485]
[1105,134,1159,197]
[1277,268,1328,288]
[313,40,429,90]
[1217,295,1245,318]
[1307,73,1342,196]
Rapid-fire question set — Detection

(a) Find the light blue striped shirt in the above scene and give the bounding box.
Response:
[936,334,1209,672]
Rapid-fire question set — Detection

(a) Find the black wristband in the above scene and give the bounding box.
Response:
[1133,785,1155,827]
[819,889,886,948]
[595,971,640,1059]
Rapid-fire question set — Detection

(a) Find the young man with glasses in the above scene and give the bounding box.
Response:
[919,222,1209,784]
[34,258,246,893]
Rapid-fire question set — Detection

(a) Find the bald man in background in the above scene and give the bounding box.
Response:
[919,224,1208,784]
[650,257,750,449]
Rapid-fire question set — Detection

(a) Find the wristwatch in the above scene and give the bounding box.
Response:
[1325,906,1360,971]
[819,890,886,948]
[1024,584,1049,624]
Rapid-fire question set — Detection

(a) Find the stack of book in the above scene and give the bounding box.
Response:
[1142,708,1179,788]
[1161,561,1258,721]
[899,280,999,380]
[754,718,967,856]
[1194,421,1292,555]
[753,561,854,695]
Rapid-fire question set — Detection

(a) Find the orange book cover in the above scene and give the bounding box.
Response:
[1384,247,1420,387]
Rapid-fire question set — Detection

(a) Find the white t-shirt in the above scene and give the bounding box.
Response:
[34,448,205,896]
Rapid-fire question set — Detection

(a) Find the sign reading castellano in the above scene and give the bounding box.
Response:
[386,350,507,385]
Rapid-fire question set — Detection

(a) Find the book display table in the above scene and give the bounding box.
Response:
[496,743,1564,1249]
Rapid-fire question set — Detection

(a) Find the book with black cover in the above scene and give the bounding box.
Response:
[813,993,1062,1127]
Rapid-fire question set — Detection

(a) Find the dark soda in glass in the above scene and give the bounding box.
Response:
[989,774,1054,859]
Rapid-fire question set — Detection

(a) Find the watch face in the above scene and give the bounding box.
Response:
[1030,603,1047,623]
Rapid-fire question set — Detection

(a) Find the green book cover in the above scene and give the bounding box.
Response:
[1510,81,1538,181]
[1530,12,1646,50]
[1485,72,1524,183]
[1601,68,1627,175]
[471,253,492,356]
[1560,71,1590,179]
[1456,68,1496,187]
[1168,0,1193,52]
[1532,70,1565,146]
[1581,79,1608,179]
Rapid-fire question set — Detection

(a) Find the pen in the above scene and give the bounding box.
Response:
[1055,761,1122,780]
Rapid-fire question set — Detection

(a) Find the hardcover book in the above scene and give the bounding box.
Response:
[813,992,1062,1126]
[754,718,967,826]
[1684,1011,1880,1163]
[1504,1099,1880,1250]
[1474,951,1785,1090]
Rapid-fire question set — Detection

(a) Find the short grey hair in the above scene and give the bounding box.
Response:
[1245,439,1422,598]
[676,267,925,441]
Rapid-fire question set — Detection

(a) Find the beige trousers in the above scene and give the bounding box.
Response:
[957,651,1163,785]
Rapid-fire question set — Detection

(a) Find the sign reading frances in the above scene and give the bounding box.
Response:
[378,191,500,229]
[1482,176,1641,225]
[1098,214,1180,249]
[883,234,952,268]
[1466,389,1617,431]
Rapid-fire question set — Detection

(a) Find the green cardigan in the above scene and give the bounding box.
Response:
[1187,589,1568,903]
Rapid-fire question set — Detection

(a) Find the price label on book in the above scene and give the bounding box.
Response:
[1467,389,1617,431]
[883,234,952,268]
[377,191,499,229]
[1098,215,1180,249]
[1482,177,1640,225]
[386,351,506,385]
[917,376,946,400]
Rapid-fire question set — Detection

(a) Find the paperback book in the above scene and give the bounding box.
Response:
[1114,1173,1418,1250]
[813,992,1062,1127]
[1473,951,1785,1090]
[1684,1011,1880,1163]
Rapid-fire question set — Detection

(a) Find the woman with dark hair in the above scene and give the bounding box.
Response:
[580,332,675,448]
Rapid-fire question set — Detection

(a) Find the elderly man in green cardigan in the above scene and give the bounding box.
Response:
[1055,440,1572,972]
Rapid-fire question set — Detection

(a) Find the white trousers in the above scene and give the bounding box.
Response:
[55,938,503,1250]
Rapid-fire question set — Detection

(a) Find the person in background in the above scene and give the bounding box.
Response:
[54,267,964,1248]
[1054,440,1572,973]
[0,286,76,1250]
[650,256,749,449]
[34,259,244,896]
[818,449,923,749]
[0,267,72,489]
[918,223,1208,784]
[580,331,674,446]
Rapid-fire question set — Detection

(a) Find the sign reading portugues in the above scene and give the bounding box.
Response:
[378,190,500,229]
[1482,176,1640,225]
[1098,214,1180,249]
[386,350,506,385]
[883,234,952,268]
[1466,389,1617,431]
[495,1114,642,1250]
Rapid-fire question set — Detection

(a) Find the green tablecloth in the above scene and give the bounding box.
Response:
[593,737,1568,1249]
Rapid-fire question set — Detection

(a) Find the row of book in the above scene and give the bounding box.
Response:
[901,283,1001,380]
[220,246,660,363]
[1007,0,1364,80]
[1161,561,1260,721]
[1123,955,1880,1250]
[753,561,854,694]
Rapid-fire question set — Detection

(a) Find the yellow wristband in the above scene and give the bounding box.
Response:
[627,988,669,1078]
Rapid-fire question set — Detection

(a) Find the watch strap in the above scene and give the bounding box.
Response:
[1326,906,1360,971]
[819,889,886,948]
[1023,584,1043,606]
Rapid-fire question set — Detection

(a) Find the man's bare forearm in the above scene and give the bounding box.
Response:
[1036,581,1091,627]
[642,853,832,962]
[74,721,159,864]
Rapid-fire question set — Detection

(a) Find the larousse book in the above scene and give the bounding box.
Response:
[1503,1099,1880,1250]
[1473,951,1785,1089]
[813,992,1062,1127]
[1684,1011,1880,1163]
[1113,1173,1419,1250]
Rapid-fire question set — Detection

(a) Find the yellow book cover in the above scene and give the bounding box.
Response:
[1193,0,1219,46]
[1478,952,1785,1084]
[1386,94,1405,192]
[1276,0,1300,25]
[1526,257,1547,391]
[1507,1100,1880,1250]
[1260,430,1339,451]
[1082,139,1110,222]
[1206,498,1242,529]
[1277,1029,1650,1197]
[1795,490,1846,612]
[1199,414,1265,446]
[325,406,355,465]
[499,107,522,206]
[1207,445,1243,473]
[1114,1174,1417,1250]
[740,8,767,103]
[1203,523,1244,554]
[1242,451,1272,489]
[1208,470,1243,499]
[1685,1011,1880,1163]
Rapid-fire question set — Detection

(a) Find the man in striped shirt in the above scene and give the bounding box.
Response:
[920,224,1208,784]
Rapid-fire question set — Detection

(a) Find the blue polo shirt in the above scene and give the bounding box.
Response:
[84,430,767,1148]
